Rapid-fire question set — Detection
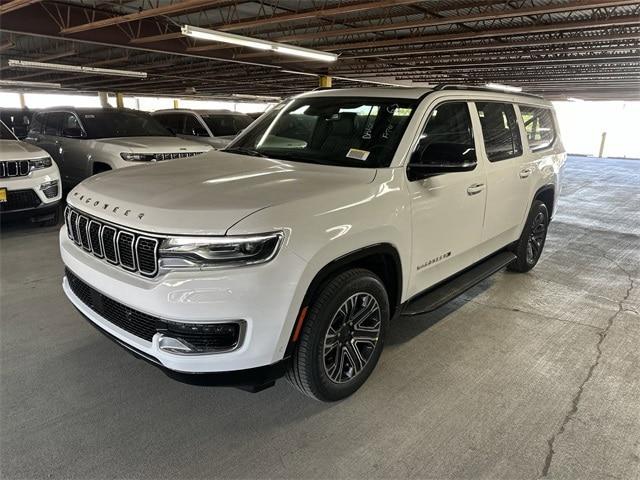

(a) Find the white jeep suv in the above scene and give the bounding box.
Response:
[60,87,565,401]
[1,120,62,225]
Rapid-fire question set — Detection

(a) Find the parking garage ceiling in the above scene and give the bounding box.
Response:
[0,0,639,100]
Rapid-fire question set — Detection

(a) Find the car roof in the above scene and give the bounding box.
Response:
[37,107,148,115]
[153,109,251,116]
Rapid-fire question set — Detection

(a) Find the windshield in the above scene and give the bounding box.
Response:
[0,121,17,140]
[79,111,172,139]
[201,114,253,137]
[225,96,418,168]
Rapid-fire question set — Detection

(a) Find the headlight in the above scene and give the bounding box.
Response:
[120,152,157,162]
[29,156,52,170]
[158,232,283,269]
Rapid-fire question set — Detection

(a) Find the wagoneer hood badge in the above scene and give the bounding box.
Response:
[72,191,146,220]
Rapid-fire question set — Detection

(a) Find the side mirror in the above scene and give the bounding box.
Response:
[407,142,476,181]
[62,127,84,138]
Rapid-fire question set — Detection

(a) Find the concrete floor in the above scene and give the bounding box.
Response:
[1,156,638,479]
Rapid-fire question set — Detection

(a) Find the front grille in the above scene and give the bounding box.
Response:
[66,268,241,352]
[65,206,159,277]
[0,160,30,178]
[0,189,41,212]
[154,152,204,161]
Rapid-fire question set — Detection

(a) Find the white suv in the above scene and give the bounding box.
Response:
[60,87,565,401]
[1,121,62,225]
[26,108,211,189]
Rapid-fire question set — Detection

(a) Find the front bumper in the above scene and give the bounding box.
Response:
[0,167,62,216]
[60,228,308,374]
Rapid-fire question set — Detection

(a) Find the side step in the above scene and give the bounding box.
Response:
[401,251,517,316]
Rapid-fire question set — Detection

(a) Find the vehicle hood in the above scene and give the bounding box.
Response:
[0,139,49,160]
[94,136,211,152]
[68,151,377,235]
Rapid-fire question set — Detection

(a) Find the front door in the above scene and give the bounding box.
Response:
[407,101,487,296]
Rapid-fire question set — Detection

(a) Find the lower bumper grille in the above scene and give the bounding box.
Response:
[66,268,242,352]
[0,189,41,212]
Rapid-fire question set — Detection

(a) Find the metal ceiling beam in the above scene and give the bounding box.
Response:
[278,0,640,42]
[322,15,640,52]
[60,0,236,35]
[0,0,42,15]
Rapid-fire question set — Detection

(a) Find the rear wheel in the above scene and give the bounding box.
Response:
[286,268,389,401]
[508,200,549,273]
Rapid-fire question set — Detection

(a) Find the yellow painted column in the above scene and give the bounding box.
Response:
[319,75,332,88]
[116,92,125,109]
[173,99,180,109]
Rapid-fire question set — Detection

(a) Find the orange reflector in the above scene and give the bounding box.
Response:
[292,306,308,342]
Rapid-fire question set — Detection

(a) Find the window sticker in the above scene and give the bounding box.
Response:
[346,148,370,161]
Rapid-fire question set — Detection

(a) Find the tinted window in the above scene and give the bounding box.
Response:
[79,110,171,139]
[1,110,31,139]
[154,113,184,134]
[1,121,16,140]
[202,114,253,137]
[519,106,556,151]
[29,112,44,135]
[184,115,208,136]
[412,102,476,166]
[227,97,417,168]
[43,112,68,136]
[476,102,523,162]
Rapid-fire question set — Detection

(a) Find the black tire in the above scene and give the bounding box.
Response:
[508,200,549,273]
[286,268,390,401]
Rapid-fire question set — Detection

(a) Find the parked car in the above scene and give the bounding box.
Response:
[0,120,61,226]
[61,86,565,401]
[1,108,34,139]
[25,108,211,189]
[152,109,254,149]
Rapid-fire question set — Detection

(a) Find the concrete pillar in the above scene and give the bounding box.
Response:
[18,92,26,109]
[319,75,332,88]
[599,132,607,158]
[98,91,109,108]
[173,99,179,109]
[115,92,124,109]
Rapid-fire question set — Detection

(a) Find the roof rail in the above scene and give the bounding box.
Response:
[432,84,544,99]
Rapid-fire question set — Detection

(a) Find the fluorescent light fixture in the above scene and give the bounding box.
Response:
[181,25,337,63]
[567,97,584,102]
[0,79,61,89]
[485,82,523,93]
[231,93,282,101]
[8,59,147,78]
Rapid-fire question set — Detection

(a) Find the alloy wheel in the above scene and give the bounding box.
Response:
[526,211,547,264]
[322,292,381,384]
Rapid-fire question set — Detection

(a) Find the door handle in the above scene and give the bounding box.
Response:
[519,168,533,178]
[467,183,485,196]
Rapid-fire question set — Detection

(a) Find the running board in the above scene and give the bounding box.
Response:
[401,251,517,316]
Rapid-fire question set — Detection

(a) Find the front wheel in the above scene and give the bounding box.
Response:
[286,268,389,401]
[508,200,549,273]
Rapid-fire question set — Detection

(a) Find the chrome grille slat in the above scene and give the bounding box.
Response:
[0,160,30,178]
[65,206,160,277]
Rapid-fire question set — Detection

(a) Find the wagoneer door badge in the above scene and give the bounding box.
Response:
[417,251,452,271]
[72,192,145,220]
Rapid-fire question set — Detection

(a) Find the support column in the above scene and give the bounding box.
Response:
[18,92,26,109]
[599,131,607,158]
[319,75,332,88]
[116,92,124,109]
[173,99,180,109]
[98,91,109,108]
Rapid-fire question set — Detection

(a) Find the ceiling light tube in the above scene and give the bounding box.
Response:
[0,79,62,89]
[485,82,523,93]
[8,59,147,78]
[182,25,337,62]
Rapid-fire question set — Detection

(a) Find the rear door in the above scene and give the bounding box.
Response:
[475,101,531,249]
[57,112,89,186]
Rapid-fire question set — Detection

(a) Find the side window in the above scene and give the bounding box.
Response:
[411,102,476,165]
[476,102,523,162]
[43,112,66,136]
[29,113,44,135]
[519,106,556,151]
[61,113,84,137]
[184,115,208,136]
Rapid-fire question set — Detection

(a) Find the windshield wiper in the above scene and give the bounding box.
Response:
[223,147,268,158]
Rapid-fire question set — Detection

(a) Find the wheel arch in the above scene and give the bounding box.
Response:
[533,184,555,219]
[92,161,112,175]
[285,243,403,353]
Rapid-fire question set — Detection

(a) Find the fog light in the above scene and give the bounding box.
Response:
[157,335,196,354]
[40,180,59,199]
